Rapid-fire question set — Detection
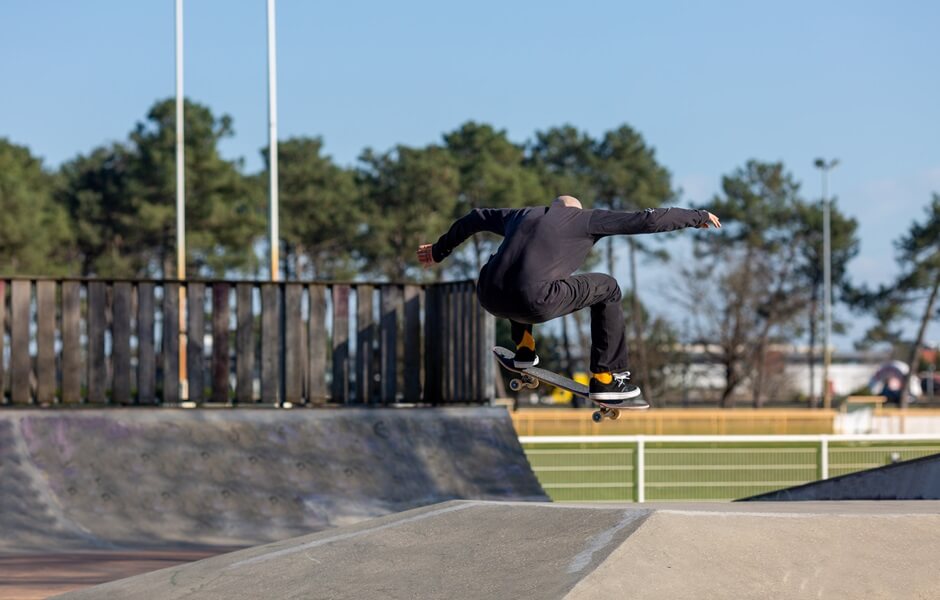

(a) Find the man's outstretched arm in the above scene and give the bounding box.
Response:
[417,208,517,267]
[588,207,720,237]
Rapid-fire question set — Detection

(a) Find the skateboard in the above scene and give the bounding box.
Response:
[493,346,646,422]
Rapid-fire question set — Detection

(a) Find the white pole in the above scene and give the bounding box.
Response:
[822,169,832,409]
[175,0,188,399]
[267,0,280,281]
[636,436,645,503]
[815,158,838,410]
[821,437,829,479]
[175,0,185,280]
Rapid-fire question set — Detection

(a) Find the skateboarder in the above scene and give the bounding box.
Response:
[417,195,721,402]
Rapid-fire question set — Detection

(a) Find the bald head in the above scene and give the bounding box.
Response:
[552,195,582,209]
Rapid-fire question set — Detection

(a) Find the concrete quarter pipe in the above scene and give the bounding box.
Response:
[0,408,547,554]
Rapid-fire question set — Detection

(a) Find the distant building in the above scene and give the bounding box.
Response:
[664,344,891,402]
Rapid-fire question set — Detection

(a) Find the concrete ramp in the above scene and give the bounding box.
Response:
[743,451,940,501]
[55,501,940,599]
[0,408,546,553]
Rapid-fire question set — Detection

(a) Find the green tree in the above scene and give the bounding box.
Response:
[60,99,262,277]
[129,99,262,277]
[593,124,674,272]
[857,195,940,406]
[357,145,459,280]
[58,143,142,276]
[525,125,597,204]
[688,161,813,407]
[793,199,859,406]
[0,138,75,275]
[261,137,360,279]
[443,122,544,276]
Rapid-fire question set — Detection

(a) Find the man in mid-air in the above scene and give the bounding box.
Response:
[418,195,721,405]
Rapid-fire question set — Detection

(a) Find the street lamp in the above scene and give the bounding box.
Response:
[814,157,839,409]
[175,0,188,399]
[267,0,280,282]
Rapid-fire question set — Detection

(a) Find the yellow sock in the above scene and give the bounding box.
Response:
[516,330,536,351]
[593,372,613,384]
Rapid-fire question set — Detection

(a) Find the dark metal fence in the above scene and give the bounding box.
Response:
[0,278,494,406]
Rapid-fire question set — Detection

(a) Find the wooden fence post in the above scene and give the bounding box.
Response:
[284,283,304,404]
[87,281,107,404]
[356,285,374,404]
[138,283,156,404]
[403,285,421,402]
[235,283,254,404]
[332,285,350,403]
[61,282,81,403]
[261,284,280,403]
[36,281,57,404]
[10,281,31,404]
[162,282,180,403]
[307,284,327,404]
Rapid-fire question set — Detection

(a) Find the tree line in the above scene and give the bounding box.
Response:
[1,98,937,405]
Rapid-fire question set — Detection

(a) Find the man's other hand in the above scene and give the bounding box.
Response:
[698,212,722,229]
[417,243,436,268]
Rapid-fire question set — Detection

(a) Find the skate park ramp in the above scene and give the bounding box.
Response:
[56,500,940,600]
[743,451,940,501]
[0,408,546,554]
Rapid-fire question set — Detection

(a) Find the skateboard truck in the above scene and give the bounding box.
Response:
[508,373,539,392]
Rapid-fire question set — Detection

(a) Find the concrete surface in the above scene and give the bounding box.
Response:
[744,451,940,501]
[55,500,940,600]
[0,548,236,600]
[0,408,546,553]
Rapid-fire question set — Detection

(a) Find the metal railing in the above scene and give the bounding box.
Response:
[519,434,940,503]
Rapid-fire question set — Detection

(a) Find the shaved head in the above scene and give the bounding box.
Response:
[552,195,582,209]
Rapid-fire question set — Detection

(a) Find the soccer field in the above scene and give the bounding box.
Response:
[521,436,940,502]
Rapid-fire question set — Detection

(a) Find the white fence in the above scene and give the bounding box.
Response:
[519,434,940,503]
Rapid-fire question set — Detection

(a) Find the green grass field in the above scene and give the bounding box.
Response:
[522,440,940,502]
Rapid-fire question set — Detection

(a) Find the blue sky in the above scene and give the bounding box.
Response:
[2,0,938,348]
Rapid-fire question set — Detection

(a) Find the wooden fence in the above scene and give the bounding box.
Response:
[0,278,494,406]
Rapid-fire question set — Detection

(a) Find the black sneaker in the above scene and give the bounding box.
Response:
[512,347,540,369]
[589,372,648,408]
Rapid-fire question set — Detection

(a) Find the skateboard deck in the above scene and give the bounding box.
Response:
[493,346,646,422]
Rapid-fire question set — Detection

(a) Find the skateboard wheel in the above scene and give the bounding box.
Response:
[509,379,523,392]
[592,411,603,423]
[608,409,621,420]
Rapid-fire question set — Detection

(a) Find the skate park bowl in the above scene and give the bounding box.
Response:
[53,500,940,599]
[4,408,940,598]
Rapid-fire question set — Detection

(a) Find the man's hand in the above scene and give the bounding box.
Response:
[417,243,436,268]
[698,212,722,229]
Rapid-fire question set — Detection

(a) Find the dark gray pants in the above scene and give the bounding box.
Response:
[480,273,628,373]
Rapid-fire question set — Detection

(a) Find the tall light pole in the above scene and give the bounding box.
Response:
[175,0,188,398]
[175,0,185,282]
[267,0,280,281]
[814,158,839,409]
